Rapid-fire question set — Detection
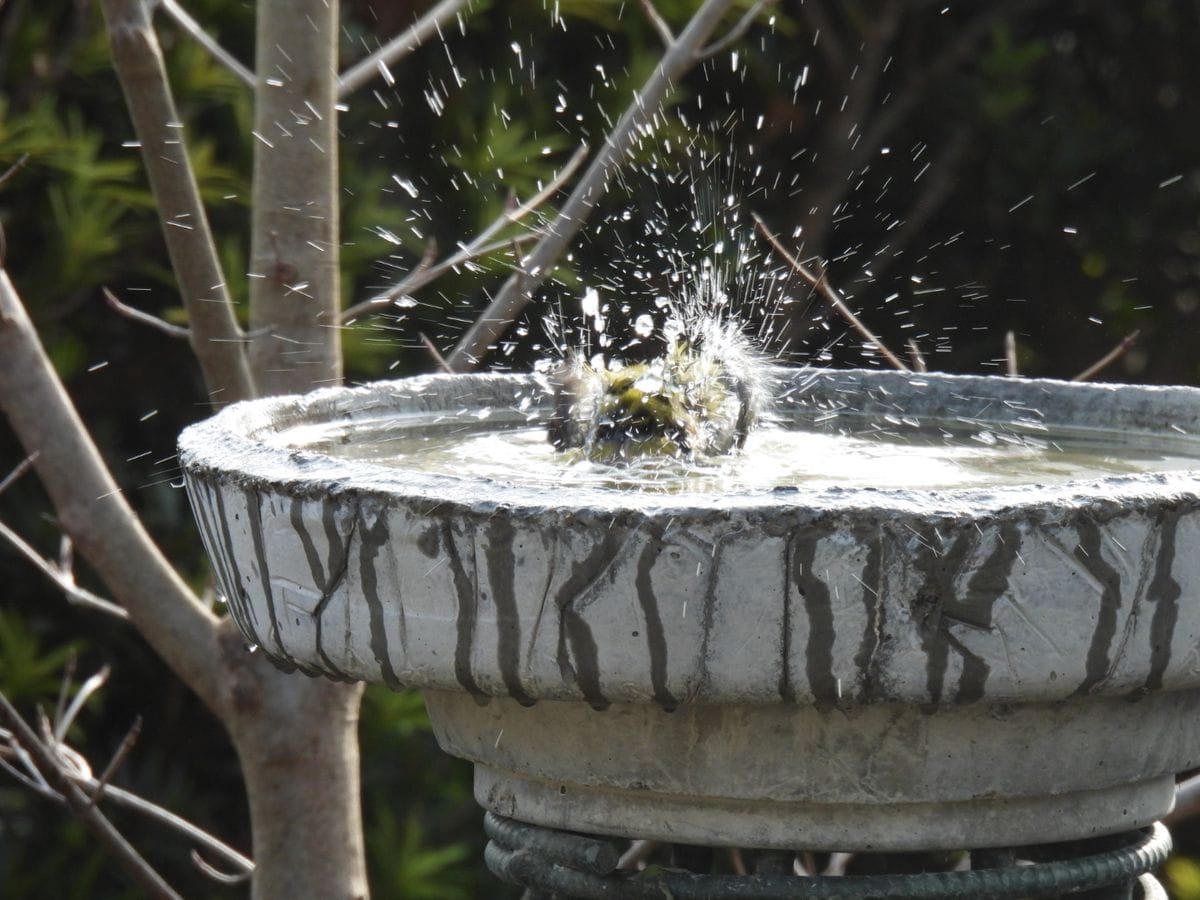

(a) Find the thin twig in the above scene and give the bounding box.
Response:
[342,144,588,323]
[729,848,748,876]
[192,849,253,885]
[1,671,255,881]
[699,0,776,59]
[0,519,129,619]
[418,332,453,374]
[446,0,741,370]
[637,0,675,46]
[617,839,658,870]
[81,778,255,880]
[1072,329,1140,382]
[53,656,78,741]
[84,716,142,808]
[157,0,254,87]
[100,0,254,403]
[0,723,255,883]
[55,667,111,744]
[103,287,190,339]
[753,213,909,371]
[906,338,927,373]
[342,241,437,323]
[338,0,469,98]
[349,238,438,321]
[823,852,855,876]
[0,153,30,190]
[1005,330,1018,377]
[0,451,37,496]
[0,692,184,900]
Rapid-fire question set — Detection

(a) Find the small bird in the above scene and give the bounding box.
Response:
[545,317,763,462]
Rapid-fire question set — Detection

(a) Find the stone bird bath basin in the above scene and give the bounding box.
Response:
[179,369,1200,850]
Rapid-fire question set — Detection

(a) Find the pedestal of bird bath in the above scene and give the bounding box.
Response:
[179,369,1200,851]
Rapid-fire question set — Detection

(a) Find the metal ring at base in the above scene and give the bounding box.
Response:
[483,813,1171,899]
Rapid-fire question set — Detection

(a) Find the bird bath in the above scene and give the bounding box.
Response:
[179,368,1200,851]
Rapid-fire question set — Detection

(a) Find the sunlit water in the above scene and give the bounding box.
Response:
[267,414,1200,493]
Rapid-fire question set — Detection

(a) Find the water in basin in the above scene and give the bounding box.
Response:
[265,408,1200,493]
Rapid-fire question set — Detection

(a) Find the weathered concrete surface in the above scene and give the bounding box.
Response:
[429,689,1189,849]
[179,369,1200,847]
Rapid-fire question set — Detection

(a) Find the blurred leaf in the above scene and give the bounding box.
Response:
[1168,855,1200,900]
[368,805,472,900]
[0,609,80,706]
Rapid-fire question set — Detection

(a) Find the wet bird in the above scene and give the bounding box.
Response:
[545,318,763,462]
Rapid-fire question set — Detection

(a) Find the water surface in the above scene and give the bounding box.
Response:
[268,412,1200,493]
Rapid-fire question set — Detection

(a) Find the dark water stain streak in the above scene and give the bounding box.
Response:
[357,506,401,690]
[635,530,680,711]
[485,516,535,706]
[245,490,299,670]
[554,527,630,710]
[1145,506,1184,692]
[444,519,486,701]
[1072,518,1125,696]
[791,531,839,707]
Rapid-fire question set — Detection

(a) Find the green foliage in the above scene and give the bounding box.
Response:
[0,608,80,707]
[368,806,472,900]
[976,24,1049,123]
[4,1,1200,897]
[1171,854,1200,900]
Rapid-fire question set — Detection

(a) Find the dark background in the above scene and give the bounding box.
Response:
[1,1,1199,896]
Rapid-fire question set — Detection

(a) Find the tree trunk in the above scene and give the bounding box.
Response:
[238,2,366,896]
[249,0,342,394]
[218,628,368,900]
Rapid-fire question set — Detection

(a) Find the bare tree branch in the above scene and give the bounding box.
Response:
[446,0,744,371]
[338,0,469,98]
[340,239,438,324]
[419,332,452,373]
[906,338,927,373]
[699,0,777,60]
[99,0,255,404]
[0,451,36,496]
[1,680,254,883]
[76,777,255,880]
[156,0,255,87]
[1073,329,1140,382]
[102,287,191,340]
[341,144,589,324]
[0,270,223,712]
[84,716,142,808]
[618,839,658,870]
[754,213,909,371]
[191,848,253,884]
[637,0,675,47]
[1005,330,1019,377]
[0,153,30,191]
[0,691,184,900]
[0,518,129,619]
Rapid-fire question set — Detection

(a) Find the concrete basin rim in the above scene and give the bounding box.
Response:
[177,368,1200,518]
